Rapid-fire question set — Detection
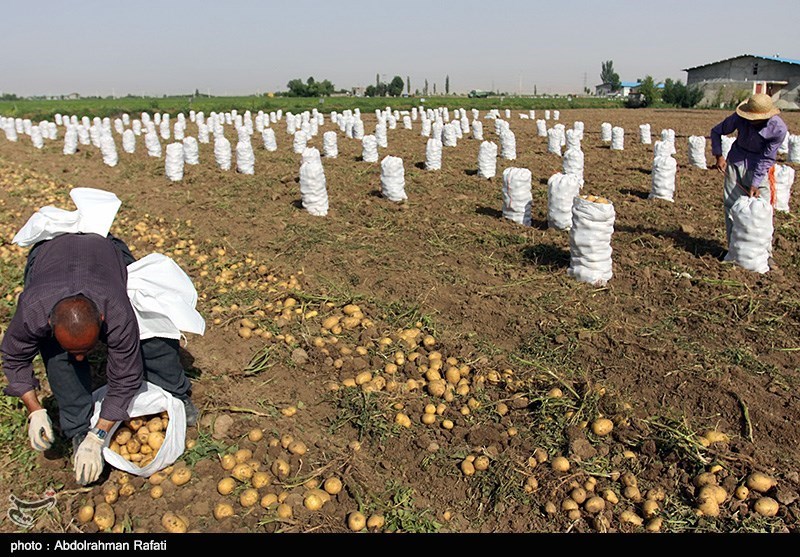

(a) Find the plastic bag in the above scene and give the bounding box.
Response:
[362,135,378,162]
[299,159,328,216]
[164,143,184,181]
[568,196,615,286]
[724,196,773,273]
[92,382,186,477]
[502,167,532,226]
[214,136,232,170]
[478,141,498,179]
[687,136,707,169]
[380,156,407,202]
[547,172,581,230]
[425,138,442,171]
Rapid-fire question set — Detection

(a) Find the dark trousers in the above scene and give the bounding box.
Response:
[26,234,192,440]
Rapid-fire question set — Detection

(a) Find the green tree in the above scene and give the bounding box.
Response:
[406,76,411,95]
[433,83,437,95]
[637,76,658,106]
[376,73,380,88]
[662,78,703,108]
[388,75,405,96]
[286,78,307,97]
[424,79,429,96]
[601,60,620,90]
[365,85,377,97]
[445,75,450,95]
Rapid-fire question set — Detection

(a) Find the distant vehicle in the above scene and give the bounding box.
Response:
[625,92,647,108]
[468,90,490,98]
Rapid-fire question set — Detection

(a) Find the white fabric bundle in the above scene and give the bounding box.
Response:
[299,158,328,216]
[114,119,124,135]
[725,196,773,273]
[132,120,142,136]
[639,124,652,144]
[425,138,443,171]
[353,119,365,140]
[650,150,677,202]
[63,126,78,154]
[362,135,378,162]
[548,172,582,230]
[236,140,255,174]
[568,197,615,286]
[323,131,338,158]
[600,122,612,142]
[565,129,581,151]
[687,135,707,169]
[30,126,44,149]
[122,129,135,154]
[611,127,624,150]
[547,128,562,156]
[380,156,407,202]
[421,119,432,137]
[145,131,161,157]
[198,123,209,143]
[562,148,584,186]
[721,135,736,159]
[214,135,232,170]
[536,119,548,137]
[164,143,184,181]
[472,120,483,140]
[500,130,516,160]
[301,146,321,166]
[183,137,199,165]
[403,116,412,129]
[774,164,795,213]
[502,167,532,226]
[100,134,118,166]
[262,128,277,152]
[442,123,458,147]
[478,141,498,179]
[292,130,308,154]
[787,134,800,163]
[159,120,170,140]
[375,124,388,148]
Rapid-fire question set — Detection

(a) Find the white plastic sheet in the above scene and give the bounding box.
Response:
[568,196,615,286]
[478,141,498,179]
[547,173,582,230]
[502,167,532,226]
[380,156,407,202]
[725,196,773,273]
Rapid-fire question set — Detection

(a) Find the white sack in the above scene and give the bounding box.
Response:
[362,135,378,162]
[774,164,795,213]
[787,134,800,163]
[122,129,135,154]
[425,138,443,171]
[611,127,624,150]
[164,143,184,181]
[568,197,615,286]
[600,122,612,142]
[639,124,652,145]
[380,155,407,202]
[724,196,773,273]
[500,130,516,160]
[236,140,255,174]
[478,141,498,179]
[299,159,329,217]
[100,134,118,166]
[688,135,707,169]
[183,137,199,165]
[471,119,483,141]
[502,167,532,226]
[145,131,161,158]
[650,154,677,202]
[323,131,338,158]
[547,172,582,230]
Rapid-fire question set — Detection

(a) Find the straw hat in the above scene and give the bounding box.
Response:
[736,93,780,120]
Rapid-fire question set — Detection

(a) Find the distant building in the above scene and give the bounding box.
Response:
[594,81,641,98]
[66,92,80,100]
[351,86,365,97]
[683,54,800,109]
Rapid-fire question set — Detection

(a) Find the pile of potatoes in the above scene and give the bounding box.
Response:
[108,412,169,467]
[582,194,611,204]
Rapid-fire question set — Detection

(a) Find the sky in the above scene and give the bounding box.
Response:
[1,0,798,98]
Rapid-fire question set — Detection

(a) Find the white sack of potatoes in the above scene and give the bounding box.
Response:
[562,147,584,186]
[611,127,624,150]
[472,119,484,140]
[145,131,162,157]
[214,135,232,170]
[502,167,532,226]
[774,164,795,213]
[778,131,789,155]
[262,128,277,152]
[375,123,388,148]
[100,134,118,166]
[721,135,735,159]
[639,123,651,144]
[380,155,407,202]
[547,128,562,156]
[425,137,443,171]
[421,118,432,137]
[362,135,378,162]
[442,123,458,147]
[573,121,584,141]
[301,146,321,166]
[63,126,78,154]
[183,136,199,165]
[536,119,548,137]
[787,134,800,163]
[660,129,676,155]
[292,130,308,154]
[724,196,773,273]
[568,196,615,286]
[403,116,412,130]
[600,122,612,142]
[547,172,582,230]
[500,129,516,160]
[299,159,329,217]
[688,135,707,169]
[565,129,581,151]
[122,129,135,154]
[236,140,255,175]
[164,142,184,181]
[198,123,209,143]
[323,131,338,158]
[478,141,498,179]
[78,125,91,145]
[353,119,365,140]
[650,154,677,202]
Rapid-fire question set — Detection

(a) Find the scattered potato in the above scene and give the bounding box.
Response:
[248,429,264,442]
[161,511,188,533]
[170,467,192,486]
[217,477,236,495]
[77,504,94,524]
[746,472,777,493]
[367,514,385,530]
[754,497,779,517]
[232,463,254,482]
[591,418,614,436]
[348,511,366,531]
[214,502,235,520]
[551,456,570,473]
[304,493,324,511]
[240,488,260,508]
[93,503,115,531]
[324,477,343,495]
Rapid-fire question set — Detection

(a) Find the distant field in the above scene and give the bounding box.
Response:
[0,95,625,120]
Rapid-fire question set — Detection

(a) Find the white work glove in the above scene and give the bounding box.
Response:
[28,409,54,452]
[74,431,106,485]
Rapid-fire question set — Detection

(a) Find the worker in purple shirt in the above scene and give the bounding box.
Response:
[710,93,788,245]
[1,233,198,486]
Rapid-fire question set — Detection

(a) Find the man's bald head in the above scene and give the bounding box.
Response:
[50,295,103,360]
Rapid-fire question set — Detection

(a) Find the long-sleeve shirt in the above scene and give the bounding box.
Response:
[1,233,143,422]
[710,113,788,188]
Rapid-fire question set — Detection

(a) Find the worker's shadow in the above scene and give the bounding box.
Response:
[615,223,726,260]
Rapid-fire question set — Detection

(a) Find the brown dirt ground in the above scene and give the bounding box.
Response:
[0,107,799,534]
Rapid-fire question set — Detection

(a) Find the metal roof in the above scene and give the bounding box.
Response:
[683,54,800,71]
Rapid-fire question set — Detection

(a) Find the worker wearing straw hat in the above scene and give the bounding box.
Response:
[710,93,788,245]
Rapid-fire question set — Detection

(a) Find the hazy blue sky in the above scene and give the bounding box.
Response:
[2,0,798,97]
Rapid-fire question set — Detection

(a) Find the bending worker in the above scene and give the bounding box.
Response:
[1,232,199,486]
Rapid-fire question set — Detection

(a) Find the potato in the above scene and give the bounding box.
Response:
[260,493,278,508]
[220,454,237,471]
[698,485,727,505]
[693,472,717,488]
[125,439,141,454]
[280,434,294,449]
[584,496,605,514]
[77,504,94,524]
[147,432,165,451]
[696,496,720,517]
[136,427,151,444]
[217,477,236,495]
[306,488,331,504]
[248,428,264,442]
[395,413,411,428]
[170,467,192,486]
[619,509,643,526]
[230,463,253,482]
[367,514,385,530]
[746,472,777,493]
[214,502,235,520]
[276,503,293,519]
[646,517,663,533]
[150,486,164,499]
[288,440,307,456]
[460,460,475,476]
[240,488,260,508]
[148,472,167,486]
[127,417,145,431]
[754,497,779,517]
[93,503,115,531]
[114,427,132,445]
[427,380,447,398]
[551,456,570,473]
[119,483,136,497]
[147,417,163,433]
[591,418,614,436]
[103,486,119,505]
[348,511,366,531]
[232,449,251,464]
[140,444,153,455]
[252,471,271,489]
[323,477,343,495]
[271,459,291,479]
[642,499,660,519]
[734,485,749,500]
[304,493,324,511]
[561,498,579,512]
[570,487,587,504]
[161,511,188,533]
